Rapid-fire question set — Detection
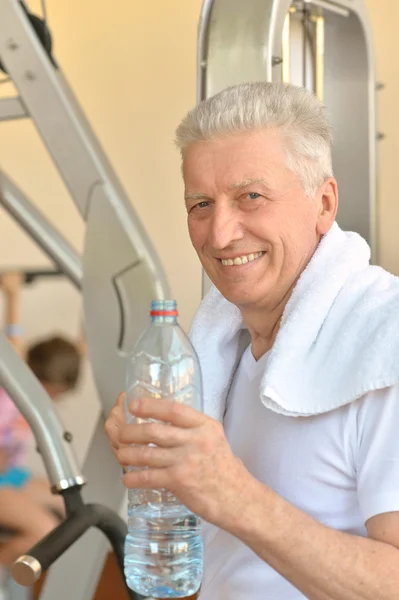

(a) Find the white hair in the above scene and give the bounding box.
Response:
[175,81,334,197]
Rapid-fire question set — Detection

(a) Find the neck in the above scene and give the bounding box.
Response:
[240,284,294,361]
[242,238,323,360]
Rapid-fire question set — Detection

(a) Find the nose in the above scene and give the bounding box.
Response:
[208,201,244,250]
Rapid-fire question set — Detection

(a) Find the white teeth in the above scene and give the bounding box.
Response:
[221,251,263,266]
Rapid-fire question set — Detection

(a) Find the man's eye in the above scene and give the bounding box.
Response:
[196,201,209,209]
[248,192,261,200]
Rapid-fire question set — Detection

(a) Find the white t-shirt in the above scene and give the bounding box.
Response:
[199,345,399,600]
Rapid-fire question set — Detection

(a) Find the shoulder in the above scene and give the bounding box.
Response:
[335,265,399,336]
[349,384,399,438]
[346,265,399,304]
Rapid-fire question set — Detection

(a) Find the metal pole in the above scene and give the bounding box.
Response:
[0,171,82,290]
[0,334,85,492]
[315,14,325,102]
[282,10,291,83]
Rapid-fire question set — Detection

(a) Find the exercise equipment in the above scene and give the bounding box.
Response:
[0,1,169,598]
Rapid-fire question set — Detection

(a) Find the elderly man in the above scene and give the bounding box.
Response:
[105,82,399,599]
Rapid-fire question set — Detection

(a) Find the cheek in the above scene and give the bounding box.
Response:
[246,212,280,250]
[279,214,320,266]
[252,210,311,260]
[278,202,317,239]
[187,219,204,252]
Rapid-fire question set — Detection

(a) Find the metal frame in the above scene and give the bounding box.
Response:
[0,168,141,600]
[0,0,170,598]
[0,96,27,121]
[0,171,82,289]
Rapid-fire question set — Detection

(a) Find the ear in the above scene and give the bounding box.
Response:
[316,178,338,235]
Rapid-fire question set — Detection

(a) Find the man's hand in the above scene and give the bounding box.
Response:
[110,396,253,529]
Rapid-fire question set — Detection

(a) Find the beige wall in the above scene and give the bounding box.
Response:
[0,0,399,469]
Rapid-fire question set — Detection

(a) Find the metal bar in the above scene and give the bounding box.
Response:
[0,0,100,217]
[37,418,129,600]
[315,14,325,102]
[197,0,215,297]
[23,269,64,284]
[0,268,64,283]
[282,11,291,82]
[0,96,27,121]
[197,0,214,103]
[12,502,141,599]
[0,333,85,491]
[0,171,82,290]
[302,7,308,88]
[303,0,350,17]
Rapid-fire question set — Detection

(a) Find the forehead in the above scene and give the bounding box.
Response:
[182,129,288,189]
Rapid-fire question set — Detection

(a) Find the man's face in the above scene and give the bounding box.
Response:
[183,129,336,311]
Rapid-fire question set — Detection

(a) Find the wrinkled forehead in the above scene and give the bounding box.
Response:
[182,129,291,191]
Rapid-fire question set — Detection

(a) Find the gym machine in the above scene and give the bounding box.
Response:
[0,1,169,599]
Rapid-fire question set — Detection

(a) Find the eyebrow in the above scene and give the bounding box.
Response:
[184,191,209,201]
[184,178,269,202]
[229,178,267,189]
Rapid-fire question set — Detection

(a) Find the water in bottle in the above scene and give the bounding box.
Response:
[124,299,204,598]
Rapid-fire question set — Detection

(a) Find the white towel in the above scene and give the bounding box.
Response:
[189,222,399,420]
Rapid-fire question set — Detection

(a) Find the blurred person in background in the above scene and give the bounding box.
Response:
[0,272,81,566]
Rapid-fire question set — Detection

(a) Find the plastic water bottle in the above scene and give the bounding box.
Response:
[124,299,204,598]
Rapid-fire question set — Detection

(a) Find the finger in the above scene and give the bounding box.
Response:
[106,394,125,429]
[122,467,173,490]
[128,397,205,428]
[116,392,125,410]
[104,417,122,452]
[116,445,180,469]
[119,422,189,447]
[105,397,126,450]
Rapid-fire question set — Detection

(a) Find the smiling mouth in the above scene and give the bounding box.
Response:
[219,251,265,266]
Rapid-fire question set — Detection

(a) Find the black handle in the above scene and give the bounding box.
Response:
[23,268,64,284]
[11,489,144,599]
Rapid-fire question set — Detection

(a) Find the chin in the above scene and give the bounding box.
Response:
[214,284,262,308]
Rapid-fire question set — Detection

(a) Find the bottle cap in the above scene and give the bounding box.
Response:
[150,300,178,317]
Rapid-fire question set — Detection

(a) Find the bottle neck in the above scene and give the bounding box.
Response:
[151,316,178,325]
[150,300,178,325]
